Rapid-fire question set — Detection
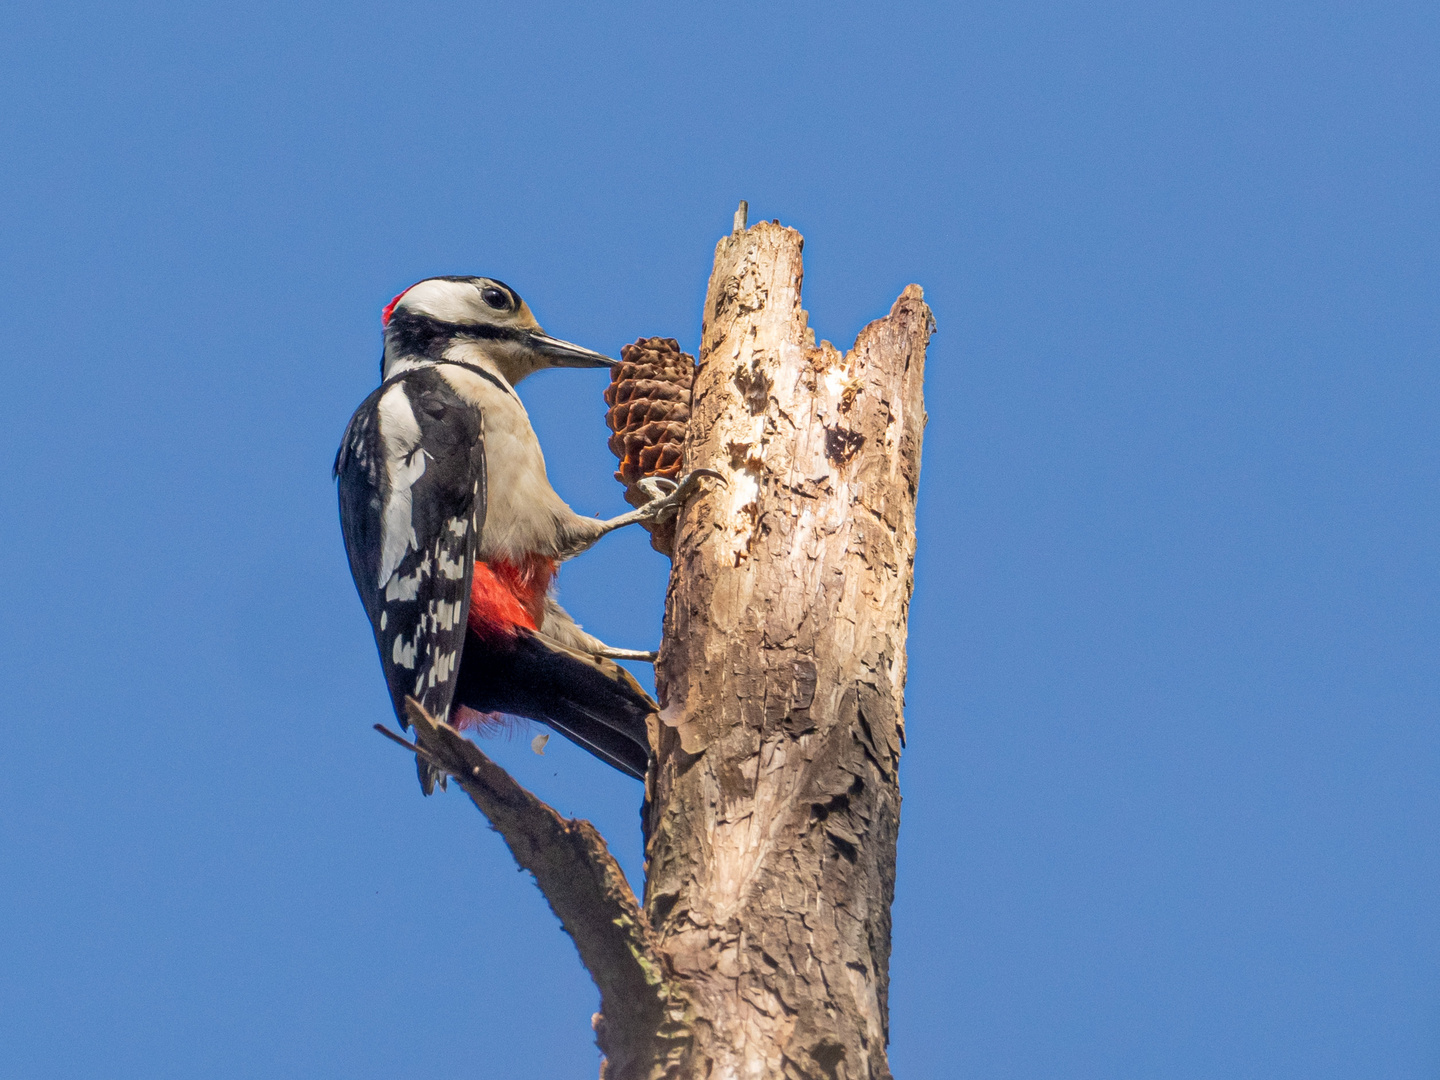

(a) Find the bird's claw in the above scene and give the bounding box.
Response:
[635,476,678,503]
[637,469,726,523]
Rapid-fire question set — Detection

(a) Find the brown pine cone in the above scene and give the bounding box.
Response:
[604,337,697,556]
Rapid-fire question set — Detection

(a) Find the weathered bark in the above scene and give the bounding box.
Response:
[379,211,930,1080]
[643,215,931,1079]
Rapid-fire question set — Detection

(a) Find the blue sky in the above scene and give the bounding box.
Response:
[1,1,1436,1076]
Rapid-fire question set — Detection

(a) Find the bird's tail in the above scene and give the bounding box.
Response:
[453,628,654,779]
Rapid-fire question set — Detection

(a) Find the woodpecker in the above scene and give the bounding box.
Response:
[334,276,712,792]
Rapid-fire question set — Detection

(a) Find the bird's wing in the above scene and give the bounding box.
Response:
[336,367,487,743]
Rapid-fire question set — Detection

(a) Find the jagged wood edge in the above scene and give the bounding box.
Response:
[377,701,693,1077]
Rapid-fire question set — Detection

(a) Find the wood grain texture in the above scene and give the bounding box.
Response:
[644,219,932,1080]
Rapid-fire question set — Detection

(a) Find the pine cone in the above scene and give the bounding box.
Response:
[604,337,696,556]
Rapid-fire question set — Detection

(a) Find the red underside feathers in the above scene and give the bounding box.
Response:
[454,705,526,734]
[467,555,557,640]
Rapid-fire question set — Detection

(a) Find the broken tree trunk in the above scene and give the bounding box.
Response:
[644,211,931,1079]
[383,209,930,1080]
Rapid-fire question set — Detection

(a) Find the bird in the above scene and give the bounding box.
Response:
[334,276,715,792]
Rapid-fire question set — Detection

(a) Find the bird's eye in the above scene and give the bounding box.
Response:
[480,287,509,310]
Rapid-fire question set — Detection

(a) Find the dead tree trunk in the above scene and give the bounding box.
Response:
[643,211,930,1079]
[384,208,931,1080]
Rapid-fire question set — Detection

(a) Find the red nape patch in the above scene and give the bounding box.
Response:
[467,555,557,639]
[380,289,406,327]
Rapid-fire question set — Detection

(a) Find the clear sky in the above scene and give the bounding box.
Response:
[1,1,1435,1077]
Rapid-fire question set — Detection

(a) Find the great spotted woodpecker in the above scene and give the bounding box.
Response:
[334,276,713,792]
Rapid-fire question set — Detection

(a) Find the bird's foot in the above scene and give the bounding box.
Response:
[634,469,727,524]
[581,470,727,550]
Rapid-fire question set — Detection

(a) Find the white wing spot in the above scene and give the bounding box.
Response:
[437,547,466,580]
[384,553,432,602]
[432,599,463,631]
[392,633,418,669]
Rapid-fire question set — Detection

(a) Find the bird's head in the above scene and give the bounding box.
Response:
[379,276,615,385]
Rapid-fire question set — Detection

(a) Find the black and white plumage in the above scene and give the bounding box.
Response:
[335,276,713,793]
[334,366,486,791]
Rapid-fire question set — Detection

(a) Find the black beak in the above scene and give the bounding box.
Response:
[527,332,617,369]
